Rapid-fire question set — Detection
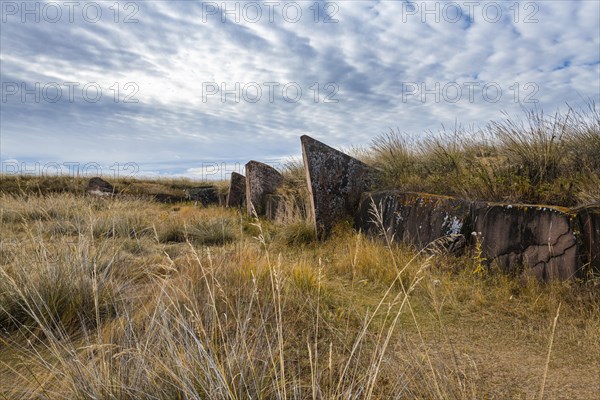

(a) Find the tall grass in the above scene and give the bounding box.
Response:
[2,193,598,398]
[0,194,434,398]
[368,104,600,206]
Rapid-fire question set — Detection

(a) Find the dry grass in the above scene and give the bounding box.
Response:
[366,104,600,207]
[0,175,225,201]
[271,158,313,225]
[1,191,599,399]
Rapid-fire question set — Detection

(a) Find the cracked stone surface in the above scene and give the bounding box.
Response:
[226,172,246,208]
[355,191,472,252]
[472,203,580,280]
[86,177,114,197]
[245,161,283,216]
[577,205,600,273]
[302,135,375,238]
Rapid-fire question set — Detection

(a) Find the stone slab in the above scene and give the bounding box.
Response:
[472,203,580,280]
[302,135,375,238]
[245,161,283,216]
[226,172,246,208]
[355,191,472,252]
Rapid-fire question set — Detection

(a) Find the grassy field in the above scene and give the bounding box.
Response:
[0,190,598,399]
[1,105,599,399]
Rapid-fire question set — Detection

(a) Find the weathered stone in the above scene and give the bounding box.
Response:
[245,161,283,216]
[86,177,114,197]
[302,135,375,238]
[472,203,580,280]
[576,205,600,274]
[354,190,591,280]
[355,191,471,252]
[226,172,246,208]
[186,186,220,206]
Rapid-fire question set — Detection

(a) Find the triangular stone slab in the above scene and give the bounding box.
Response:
[245,161,283,216]
[301,135,375,238]
[226,172,246,208]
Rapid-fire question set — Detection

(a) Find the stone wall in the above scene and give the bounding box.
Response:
[299,136,597,281]
[186,186,220,206]
[356,191,588,280]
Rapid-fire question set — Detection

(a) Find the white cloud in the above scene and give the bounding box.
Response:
[1,0,598,175]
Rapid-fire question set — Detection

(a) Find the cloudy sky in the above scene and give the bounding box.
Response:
[1,0,599,179]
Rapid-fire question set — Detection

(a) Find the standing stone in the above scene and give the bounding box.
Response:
[86,177,114,197]
[576,205,600,274]
[472,203,580,280]
[355,191,472,252]
[245,161,283,216]
[226,172,246,208]
[302,135,375,239]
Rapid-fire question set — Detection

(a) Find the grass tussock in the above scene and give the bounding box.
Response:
[269,159,312,224]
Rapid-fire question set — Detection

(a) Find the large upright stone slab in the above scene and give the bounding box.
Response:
[301,135,375,238]
[355,191,472,252]
[226,172,246,208]
[245,161,283,216]
[577,205,600,274]
[472,203,581,280]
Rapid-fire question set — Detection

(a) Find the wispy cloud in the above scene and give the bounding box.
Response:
[1,0,599,177]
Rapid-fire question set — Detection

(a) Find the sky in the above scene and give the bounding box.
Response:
[1,0,599,180]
